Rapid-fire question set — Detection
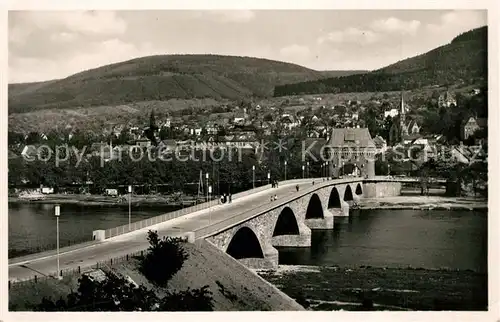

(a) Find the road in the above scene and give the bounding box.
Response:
[9,179,316,282]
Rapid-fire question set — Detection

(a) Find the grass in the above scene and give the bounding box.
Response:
[258,266,488,311]
[9,274,81,311]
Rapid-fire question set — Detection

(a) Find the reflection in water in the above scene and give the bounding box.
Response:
[278,209,487,272]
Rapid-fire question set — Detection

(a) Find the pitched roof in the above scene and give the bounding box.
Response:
[372,136,386,148]
[328,128,375,148]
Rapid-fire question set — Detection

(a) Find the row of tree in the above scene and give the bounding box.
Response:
[9,134,326,195]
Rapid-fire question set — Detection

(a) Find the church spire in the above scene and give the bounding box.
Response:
[400,91,408,142]
[400,91,405,116]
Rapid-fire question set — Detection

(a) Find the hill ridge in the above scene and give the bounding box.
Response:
[273,26,487,96]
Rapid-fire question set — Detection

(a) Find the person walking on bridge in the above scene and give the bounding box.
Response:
[296,184,299,192]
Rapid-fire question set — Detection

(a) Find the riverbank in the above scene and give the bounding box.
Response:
[359,195,487,211]
[8,193,201,207]
[257,265,487,311]
[9,240,303,311]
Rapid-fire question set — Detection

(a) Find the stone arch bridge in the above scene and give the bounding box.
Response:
[202,179,401,269]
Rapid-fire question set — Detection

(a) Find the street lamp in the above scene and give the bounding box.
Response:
[284,160,287,181]
[208,185,212,224]
[128,185,132,230]
[205,172,209,202]
[267,172,270,185]
[307,161,310,177]
[55,205,61,280]
[302,165,305,178]
[252,165,255,189]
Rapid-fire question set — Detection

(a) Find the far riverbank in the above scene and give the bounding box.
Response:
[358,195,487,211]
[8,193,203,207]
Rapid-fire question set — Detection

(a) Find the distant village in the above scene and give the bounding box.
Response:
[9,86,487,195]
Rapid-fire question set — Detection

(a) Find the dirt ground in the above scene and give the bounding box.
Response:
[113,240,304,311]
[9,240,303,311]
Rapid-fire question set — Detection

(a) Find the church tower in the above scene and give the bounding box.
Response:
[399,91,408,142]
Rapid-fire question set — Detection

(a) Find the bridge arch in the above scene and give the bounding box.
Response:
[355,183,363,195]
[273,207,300,236]
[226,226,264,259]
[328,187,341,208]
[344,185,354,201]
[305,193,324,219]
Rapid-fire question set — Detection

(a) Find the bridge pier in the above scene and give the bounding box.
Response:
[305,208,334,229]
[272,222,311,247]
[239,245,279,270]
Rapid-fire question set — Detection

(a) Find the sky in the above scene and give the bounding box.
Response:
[8,9,487,83]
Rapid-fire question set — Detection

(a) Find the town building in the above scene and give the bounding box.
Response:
[327,127,376,178]
[461,116,487,140]
[389,92,422,145]
[438,91,457,108]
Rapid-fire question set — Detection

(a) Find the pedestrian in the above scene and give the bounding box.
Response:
[270,195,273,202]
[274,194,277,201]
[272,181,275,188]
[312,181,315,185]
[229,194,232,203]
[296,184,299,192]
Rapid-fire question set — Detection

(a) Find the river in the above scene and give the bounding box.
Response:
[8,202,179,258]
[278,209,487,272]
[9,204,487,273]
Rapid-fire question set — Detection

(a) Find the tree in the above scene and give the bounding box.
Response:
[139,230,188,287]
[25,132,41,145]
[8,131,24,146]
[36,231,214,311]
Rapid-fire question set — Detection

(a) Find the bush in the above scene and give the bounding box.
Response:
[138,230,189,287]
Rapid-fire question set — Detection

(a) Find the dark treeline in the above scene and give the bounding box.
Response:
[8,134,326,195]
[274,27,487,97]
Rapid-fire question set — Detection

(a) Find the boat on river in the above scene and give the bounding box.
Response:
[18,190,46,201]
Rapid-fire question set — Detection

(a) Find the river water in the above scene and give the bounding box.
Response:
[8,204,487,272]
[8,203,178,257]
[278,209,487,272]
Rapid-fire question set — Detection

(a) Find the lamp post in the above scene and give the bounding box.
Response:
[128,185,132,230]
[55,205,61,280]
[267,172,270,185]
[302,165,305,178]
[307,161,310,178]
[208,185,212,224]
[205,172,209,202]
[342,161,345,177]
[252,165,255,189]
[284,160,287,181]
[388,164,391,176]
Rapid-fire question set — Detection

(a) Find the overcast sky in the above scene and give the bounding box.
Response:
[8,10,486,83]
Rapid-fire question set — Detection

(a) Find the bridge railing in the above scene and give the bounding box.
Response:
[102,178,312,239]
[192,178,345,239]
[104,199,219,239]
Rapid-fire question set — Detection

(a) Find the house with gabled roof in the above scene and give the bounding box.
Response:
[327,128,376,178]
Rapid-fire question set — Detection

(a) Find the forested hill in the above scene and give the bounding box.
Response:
[9,55,365,114]
[273,26,487,97]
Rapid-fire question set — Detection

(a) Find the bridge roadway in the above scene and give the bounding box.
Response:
[8,176,434,282]
[9,179,321,282]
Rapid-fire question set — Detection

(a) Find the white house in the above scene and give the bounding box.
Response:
[384,108,399,118]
